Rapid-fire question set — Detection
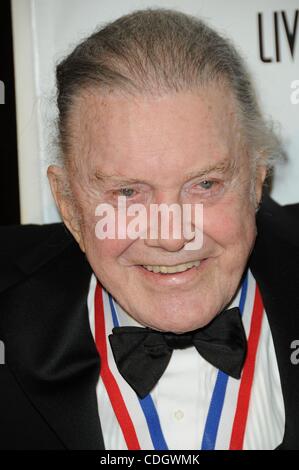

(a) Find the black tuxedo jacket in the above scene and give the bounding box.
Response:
[0,194,299,450]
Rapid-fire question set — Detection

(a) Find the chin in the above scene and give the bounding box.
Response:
[143,310,216,334]
[146,294,226,333]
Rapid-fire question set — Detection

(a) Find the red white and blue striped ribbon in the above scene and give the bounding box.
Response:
[94,269,264,450]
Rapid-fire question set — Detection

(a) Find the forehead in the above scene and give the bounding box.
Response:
[69,87,243,178]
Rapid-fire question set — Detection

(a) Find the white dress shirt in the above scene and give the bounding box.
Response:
[87,269,285,450]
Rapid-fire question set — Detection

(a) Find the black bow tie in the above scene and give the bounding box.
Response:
[108,307,247,398]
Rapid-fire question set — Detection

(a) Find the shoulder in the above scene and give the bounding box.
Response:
[282,201,299,220]
[250,194,299,297]
[0,222,77,294]
[256,194,299,248]
[0,222,68,258]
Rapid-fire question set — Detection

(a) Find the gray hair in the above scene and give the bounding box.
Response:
[56,8,283,180]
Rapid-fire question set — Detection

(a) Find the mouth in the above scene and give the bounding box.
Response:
[142,260,200,274]
[135,259,208,286]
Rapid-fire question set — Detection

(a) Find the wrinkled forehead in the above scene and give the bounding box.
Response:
[66,86,245,177]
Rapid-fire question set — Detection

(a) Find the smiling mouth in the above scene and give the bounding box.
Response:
[141,260,200,274]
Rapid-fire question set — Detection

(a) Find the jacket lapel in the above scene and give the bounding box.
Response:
[1,225,105,450]
[249,195,299,449]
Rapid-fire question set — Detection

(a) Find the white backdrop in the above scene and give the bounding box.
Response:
[11,0,299,223]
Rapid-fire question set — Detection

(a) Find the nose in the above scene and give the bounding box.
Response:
[144,230,188,251]
[144,192,195,252]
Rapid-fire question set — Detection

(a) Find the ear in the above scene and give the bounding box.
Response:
[254,164,267,206]
[47,165,85,252]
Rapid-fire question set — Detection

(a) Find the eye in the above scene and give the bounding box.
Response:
[188,179,224,199]
[198,180,215,190]
[118,187,136,198]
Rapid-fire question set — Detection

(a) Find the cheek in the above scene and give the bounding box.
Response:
[83,230,133,273]
[203,201,256,249]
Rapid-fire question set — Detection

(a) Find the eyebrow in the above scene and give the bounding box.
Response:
[184,157,237,180]
[93,157,236,186]
[94,171,148,185]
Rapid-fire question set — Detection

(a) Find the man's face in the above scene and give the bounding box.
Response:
[49,87,266,333]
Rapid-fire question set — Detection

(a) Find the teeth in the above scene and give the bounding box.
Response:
[143,260,200,274]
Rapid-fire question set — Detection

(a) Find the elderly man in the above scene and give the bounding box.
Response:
[0,8,299,451]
